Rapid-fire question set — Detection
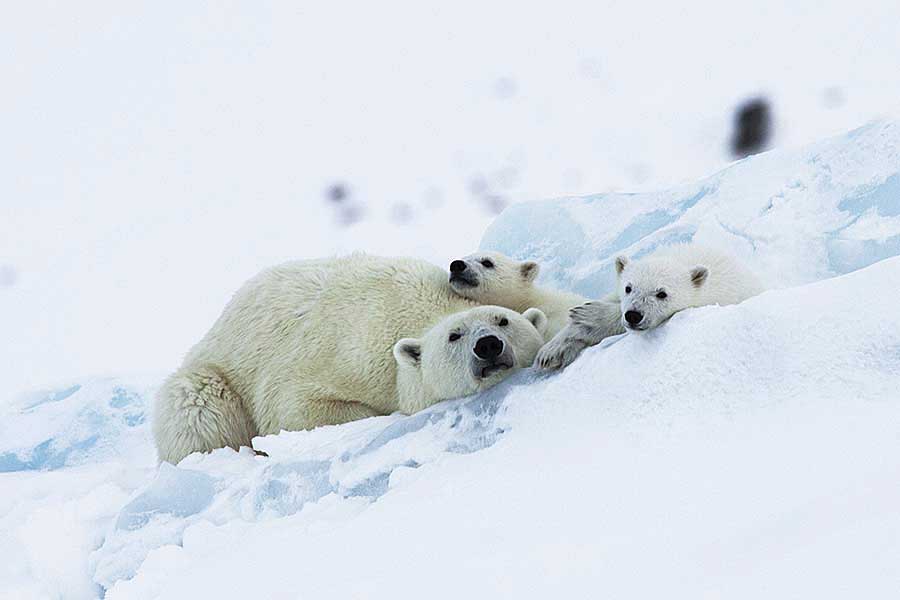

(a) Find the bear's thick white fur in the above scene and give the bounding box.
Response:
[153,254,547,464]
[448,251,587,340]
[535,244,764,370]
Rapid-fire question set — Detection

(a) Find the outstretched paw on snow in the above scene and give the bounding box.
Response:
[533,329,588,371]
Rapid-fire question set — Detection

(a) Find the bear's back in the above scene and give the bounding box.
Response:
[183,254,475,419]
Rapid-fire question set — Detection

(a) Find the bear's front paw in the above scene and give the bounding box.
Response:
[533,337,586,371]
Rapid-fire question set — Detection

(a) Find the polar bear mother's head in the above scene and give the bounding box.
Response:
[392,305,547,414]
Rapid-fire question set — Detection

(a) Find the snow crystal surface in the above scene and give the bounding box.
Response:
[3,122,900,599]
[482,120,900,297]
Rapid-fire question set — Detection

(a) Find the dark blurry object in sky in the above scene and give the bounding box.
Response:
[822,86,846,109]
[493,77,517,99]
[0,264,17,288]
[327,183,348,203]
[467,166,518,215]
[324,182,364,226]
[731,97,772,158]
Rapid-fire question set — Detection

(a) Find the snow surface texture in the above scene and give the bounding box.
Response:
[482,120,900,297]
[2,122,899,598]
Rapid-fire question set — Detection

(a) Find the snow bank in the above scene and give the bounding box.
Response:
[103,254,900,600]
[0,377,158,473]
[4,122,900,598]
[482,120,900,297]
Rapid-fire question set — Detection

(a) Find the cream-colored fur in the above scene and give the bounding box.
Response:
[535,244,764,371]
[153,254,547,464]
[448,251,586,339]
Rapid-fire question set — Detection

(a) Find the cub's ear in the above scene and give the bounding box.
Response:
[393,338,422,368]
[690,265,709,287]
[614,256,629,276]
[522,307,548,336]
[520,261,539,283]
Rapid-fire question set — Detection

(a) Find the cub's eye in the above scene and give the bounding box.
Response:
[448,332,461,342]
[656,291,667,299]
[480,259,495,268]
[625,285,632,294]
[498,317,509,327]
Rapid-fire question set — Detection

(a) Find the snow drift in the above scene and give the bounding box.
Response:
[2,121,900,599]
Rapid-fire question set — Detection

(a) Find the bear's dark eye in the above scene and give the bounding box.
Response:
[498,317,509,327]
[625,285,632,294]
[656,291,667,300]
[448,332,461,342]
[480,259,494,268]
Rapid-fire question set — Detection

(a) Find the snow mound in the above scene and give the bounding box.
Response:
[6,121,900,598]
[482,120,900,296]
[0,376,158,472]
[103,254,900,599]
[91,374,538,587]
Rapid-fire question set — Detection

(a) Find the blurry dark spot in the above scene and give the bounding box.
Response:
[731,97,773,158]
[468,174,488,195]
[324,183,364,226]
[326,183,348,203]
[467,166,518,215]
[493,77,517,100]
[0,264,17,288]
[390,202,413,224]
[482,195,508,215]
[822,86,846,109]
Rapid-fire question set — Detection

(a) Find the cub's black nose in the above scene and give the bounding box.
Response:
[624,310,644,326]
[473,335,504,361]
[450,260,467,274]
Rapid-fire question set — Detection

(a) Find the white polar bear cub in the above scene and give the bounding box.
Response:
[535,244,764,370]
[448,251,587,340]
[153,254,547,464]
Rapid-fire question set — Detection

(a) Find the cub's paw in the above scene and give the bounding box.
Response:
[533,337,586,371]
[569,300,615,327]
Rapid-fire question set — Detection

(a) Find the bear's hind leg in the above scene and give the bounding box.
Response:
[153,365,257,464]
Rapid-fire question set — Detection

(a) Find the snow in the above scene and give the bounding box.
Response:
[482,120,900,297]
[4,119,900,598]
[96,259,900,599]
[4,3,900,598]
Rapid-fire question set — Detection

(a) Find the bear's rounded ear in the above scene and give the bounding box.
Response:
[690,265,709,287]
[393,338,422,368]
[522,307,548,336]
[520,261,539,283]
[614,256,629,276]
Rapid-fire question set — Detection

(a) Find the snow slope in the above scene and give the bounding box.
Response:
[2,122,900,598]
[482,119,900,296]
[101,252,900,600]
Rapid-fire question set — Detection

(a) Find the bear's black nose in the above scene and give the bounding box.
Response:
[624,310,644,326]
[449,260,467,274]
[473,335,504,361]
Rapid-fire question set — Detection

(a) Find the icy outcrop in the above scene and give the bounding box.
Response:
[481,120,900,297]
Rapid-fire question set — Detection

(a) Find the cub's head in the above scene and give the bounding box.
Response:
[614,254,709,332]
[448,251,539,304]
[392,306,547,411]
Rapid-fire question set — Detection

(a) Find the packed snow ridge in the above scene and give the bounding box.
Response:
[2,121,899,599]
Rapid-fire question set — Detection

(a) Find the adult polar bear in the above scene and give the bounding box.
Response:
[154,254,547,464]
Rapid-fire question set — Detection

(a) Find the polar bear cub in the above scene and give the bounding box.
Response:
[535,244,764,370]
[153,254,547,464]
[447,251,587,340]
